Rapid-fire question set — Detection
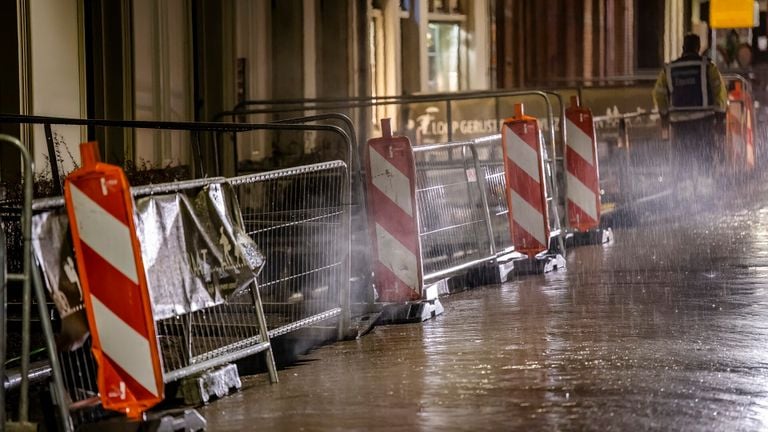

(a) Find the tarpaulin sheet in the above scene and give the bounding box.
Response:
[135,181,264,320]
[32,181,264,347]
[31,208,89,351]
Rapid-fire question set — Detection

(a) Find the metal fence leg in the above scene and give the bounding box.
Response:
[1,225,6,428]
[31,264,74,431]
[249,279,278,384]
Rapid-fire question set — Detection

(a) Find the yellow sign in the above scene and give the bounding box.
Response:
[710,0,755,29]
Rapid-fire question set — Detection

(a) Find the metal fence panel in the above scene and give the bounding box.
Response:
[229,161,351,337]
[471,135,514,253]
[413,142,496,282]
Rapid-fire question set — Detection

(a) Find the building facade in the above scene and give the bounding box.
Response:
[1,0,758,182]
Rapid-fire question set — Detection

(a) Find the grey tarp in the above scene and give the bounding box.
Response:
[32,180,264,349]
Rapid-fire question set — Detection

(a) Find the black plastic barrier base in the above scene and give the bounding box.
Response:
[77,409,206,432]
[376,281,446,325]
[512,254,567,276]
[464,253,519,286]
[566,228,613,248]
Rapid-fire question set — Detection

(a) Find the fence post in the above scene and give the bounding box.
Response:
[64,142,164,419]
[0,224,5,428]
[365,119,423,303]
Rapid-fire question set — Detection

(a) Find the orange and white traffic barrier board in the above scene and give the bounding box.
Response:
[64,142,163,419]
[728,81,755,172]
[501,104,550,258]
[365,119,423,302]
[565,96,602,232]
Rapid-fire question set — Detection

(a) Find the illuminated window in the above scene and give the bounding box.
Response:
[426,0,466,93]
[427,22,460,92]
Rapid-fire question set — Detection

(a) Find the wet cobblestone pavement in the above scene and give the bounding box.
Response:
[201,189,768,431]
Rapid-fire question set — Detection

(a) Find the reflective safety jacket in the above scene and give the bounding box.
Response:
[653,54,727,122]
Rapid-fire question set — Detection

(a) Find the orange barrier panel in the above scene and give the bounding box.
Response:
[565,96,602,232]
[501,104,550,258]
[64,142,164,419]
[365,119,423,302]
[727,81,755,172]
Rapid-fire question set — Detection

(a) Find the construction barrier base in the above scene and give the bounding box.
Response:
[76,409,206,432]
[376,299,445,325]
[376,282,446,325]
[347,304,384,339]
[463,253,519,286]
[566,228,613,248]
[178,363,242,405]
[512,254,566,276]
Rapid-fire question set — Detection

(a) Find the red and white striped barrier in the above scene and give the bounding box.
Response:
[365,120,423,303]
[501,104,550,258]
[64,142,164,419]
[565,96,601,232]
[727,82,755,172]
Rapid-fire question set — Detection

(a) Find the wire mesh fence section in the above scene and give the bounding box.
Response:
[156,285,267,380]
[413,143,494,280]
[230,161,350,337]
[472,135,513,253]
[57,339,106,426]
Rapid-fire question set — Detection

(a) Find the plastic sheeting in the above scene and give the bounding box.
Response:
[135,181,264,320]
[31,208,89,351]
[31,181,265,346]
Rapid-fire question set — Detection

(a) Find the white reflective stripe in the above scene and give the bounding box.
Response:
[566,172,598,221]
[504,127,540,182]
[669,111,715,122]
[375,224,419,291]
[70,184,138,284]
[671,60,708,67]
[369,149,413,217]
[91,295,159,396]
[566,119,594,166]
[700,62,708,107]
[510,190,546,247]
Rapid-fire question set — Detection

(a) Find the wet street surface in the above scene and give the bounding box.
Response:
[201,182,768,431]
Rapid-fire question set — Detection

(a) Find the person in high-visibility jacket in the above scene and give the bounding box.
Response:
[654,33,728,172]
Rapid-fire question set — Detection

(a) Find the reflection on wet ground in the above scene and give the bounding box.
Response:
[202,183,768,431]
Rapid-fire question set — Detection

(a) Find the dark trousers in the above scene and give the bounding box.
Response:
[670,115,725,173]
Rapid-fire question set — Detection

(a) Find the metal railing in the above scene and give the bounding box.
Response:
[414,140,498,283]
[215,89,563,169]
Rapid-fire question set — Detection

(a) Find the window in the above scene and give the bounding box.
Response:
[133,0,193,168]
[427,22,460,92]
[426,0,467,93]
